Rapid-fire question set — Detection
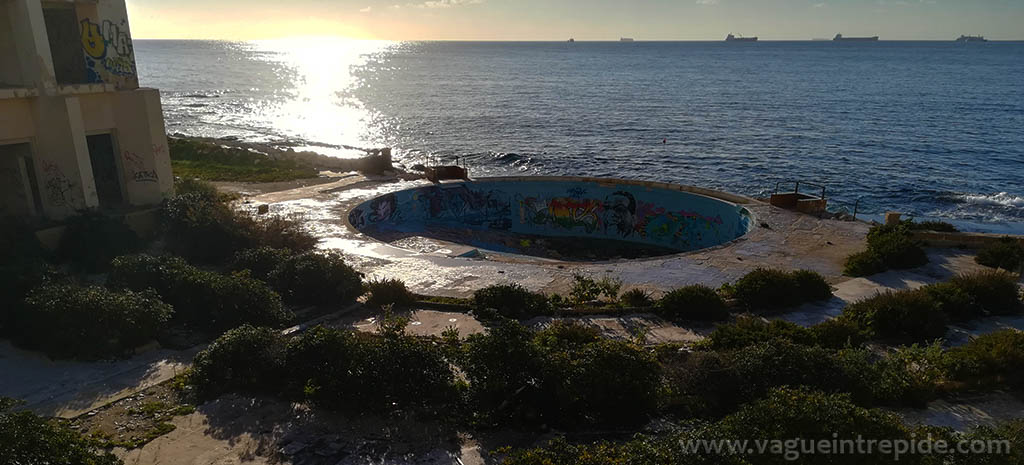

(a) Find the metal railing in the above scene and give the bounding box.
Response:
[774,180,827,201]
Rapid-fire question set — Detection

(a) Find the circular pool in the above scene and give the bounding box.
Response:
[348,177,753,261]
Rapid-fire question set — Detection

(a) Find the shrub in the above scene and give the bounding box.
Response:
[698,316,816,351]
[108,254,292,332]
[921,281,980,321]
[461,321,544,424]
[945,329,1024,388]
[0,398,122,465]
[472,283,551,320]
[704,387,915,465]
[810,317,868,349]
[845,223,930,277]
[0,258,56,335]
[230,247,292,281]
[161,192,316,263]
[728,268,832,311]
[619,288,655,308]
[840,289,948,345]
[344,318,459,413]
[283,325,356,405]
[364,278,416,309]
[538,337,662,426]
[909,220,958,233]
[190,325,287,398]
[161,192,251,262]
[656,284,728,322]
[975,237,1024,271]
[173,177,223,199]
[948,270,1022,316]
[56,211,142,272]
[661,350,742,417]
[729,340,862,404]
[568,274,622,304]
[843,250,886,277]
[268,251,364,306]
[12,284,172,359]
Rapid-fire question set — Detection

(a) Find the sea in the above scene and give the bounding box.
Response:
[134,40,1024,233]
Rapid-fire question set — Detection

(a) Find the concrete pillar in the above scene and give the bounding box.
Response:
[9,0,58,93]
[885,212,902,226]
[31,95,98,218]
[113,89,172,205]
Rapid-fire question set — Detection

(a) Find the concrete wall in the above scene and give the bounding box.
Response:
[0,4,26,87]
[350,178,753,253]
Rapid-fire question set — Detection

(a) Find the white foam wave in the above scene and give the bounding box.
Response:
[958,192,1024,208]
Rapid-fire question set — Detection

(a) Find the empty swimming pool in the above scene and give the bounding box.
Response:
[348,177,753,261]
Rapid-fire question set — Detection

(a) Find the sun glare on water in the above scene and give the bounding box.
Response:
[254,37,396,157]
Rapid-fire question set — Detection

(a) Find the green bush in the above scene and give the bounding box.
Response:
[472,283,551,320]
[230,247,292,281]
[703,387,916,465]
[538,337,662,426]
[698,316,816,351]
[568,274,622,304]
[190,325,287,398]
[729,341,863,404]
[283,325,356,405]
[840,289,949,344]
[56,211,142,272]
[173,177,223,199]
[661,350,742,417]
[843,250,886,277]
[161,192,316,263]
[461,321,544,424]
[268,251,364,306]
[975,237,1024,271]
[728,268,832,311]
[364,278,416,309]
[845,224,929,277]
[12,284,172,360]
[945,329,1024,388]
[656,284,729,322]
[619,288,655,308]
[0,258,57,335]
[948,270,1022,316]
[108,254,292,332]
[921,281,981,321]
[1,398,122,465]
[909,220,958,233]
[810,317,868,349]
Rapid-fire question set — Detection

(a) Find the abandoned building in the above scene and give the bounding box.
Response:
[0,0,172,220]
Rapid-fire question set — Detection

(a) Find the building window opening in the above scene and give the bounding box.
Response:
[0,143,43,217]
[43,3,89,85]
[86,134,124,208]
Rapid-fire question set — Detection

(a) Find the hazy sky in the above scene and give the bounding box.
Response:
[126,0,1024,41]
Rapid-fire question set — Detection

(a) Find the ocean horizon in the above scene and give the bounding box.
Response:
[136,39,1024,233]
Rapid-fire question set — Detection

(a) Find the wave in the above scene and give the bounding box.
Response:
[957,192,1024,208]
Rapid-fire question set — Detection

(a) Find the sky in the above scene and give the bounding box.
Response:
[125,0,1024,41]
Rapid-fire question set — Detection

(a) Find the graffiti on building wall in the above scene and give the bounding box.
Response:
[41,160,74,207]
[81,19,135,82]
[350,182,742,252]
[123,150,158,183]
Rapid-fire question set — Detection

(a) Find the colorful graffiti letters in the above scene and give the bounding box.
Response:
[81,19,135,81]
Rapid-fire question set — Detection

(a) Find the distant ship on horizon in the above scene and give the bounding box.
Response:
[620,37,634,42]
[568,38,575,43]
[957,35,987,42]
[725,33,758,42]
[834,34,879,42]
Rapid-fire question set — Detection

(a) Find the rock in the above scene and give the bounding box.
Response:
[281,441,308,456]
[257,204,270,215]
[410,164,426,172]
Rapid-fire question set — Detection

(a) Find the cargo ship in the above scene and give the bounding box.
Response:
[834,34,879,42]
[726,33,758,42]
[956,35,987,42]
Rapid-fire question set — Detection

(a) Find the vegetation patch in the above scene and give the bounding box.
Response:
[975,237,1024,272]
[1,398,122,465]
[844,223,929,277]
[11,284,172,360]
[268,251,364,307]
[169,137,318,183]
[108,254,293,333]
[724,268,833,311]
[364,278,416,310]
[945,329,1024,389]
[839,289,949,345]
[655,284,729,322]
[907,220,958,233]
[472,283,551,320]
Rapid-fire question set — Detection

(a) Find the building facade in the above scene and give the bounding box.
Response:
[0,0,172,220]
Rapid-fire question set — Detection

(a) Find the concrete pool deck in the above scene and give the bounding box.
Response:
[246,174,873,298]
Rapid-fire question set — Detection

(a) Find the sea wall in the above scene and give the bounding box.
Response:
[349,177,753,254]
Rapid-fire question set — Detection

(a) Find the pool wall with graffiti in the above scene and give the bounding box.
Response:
[349,177,753,258]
